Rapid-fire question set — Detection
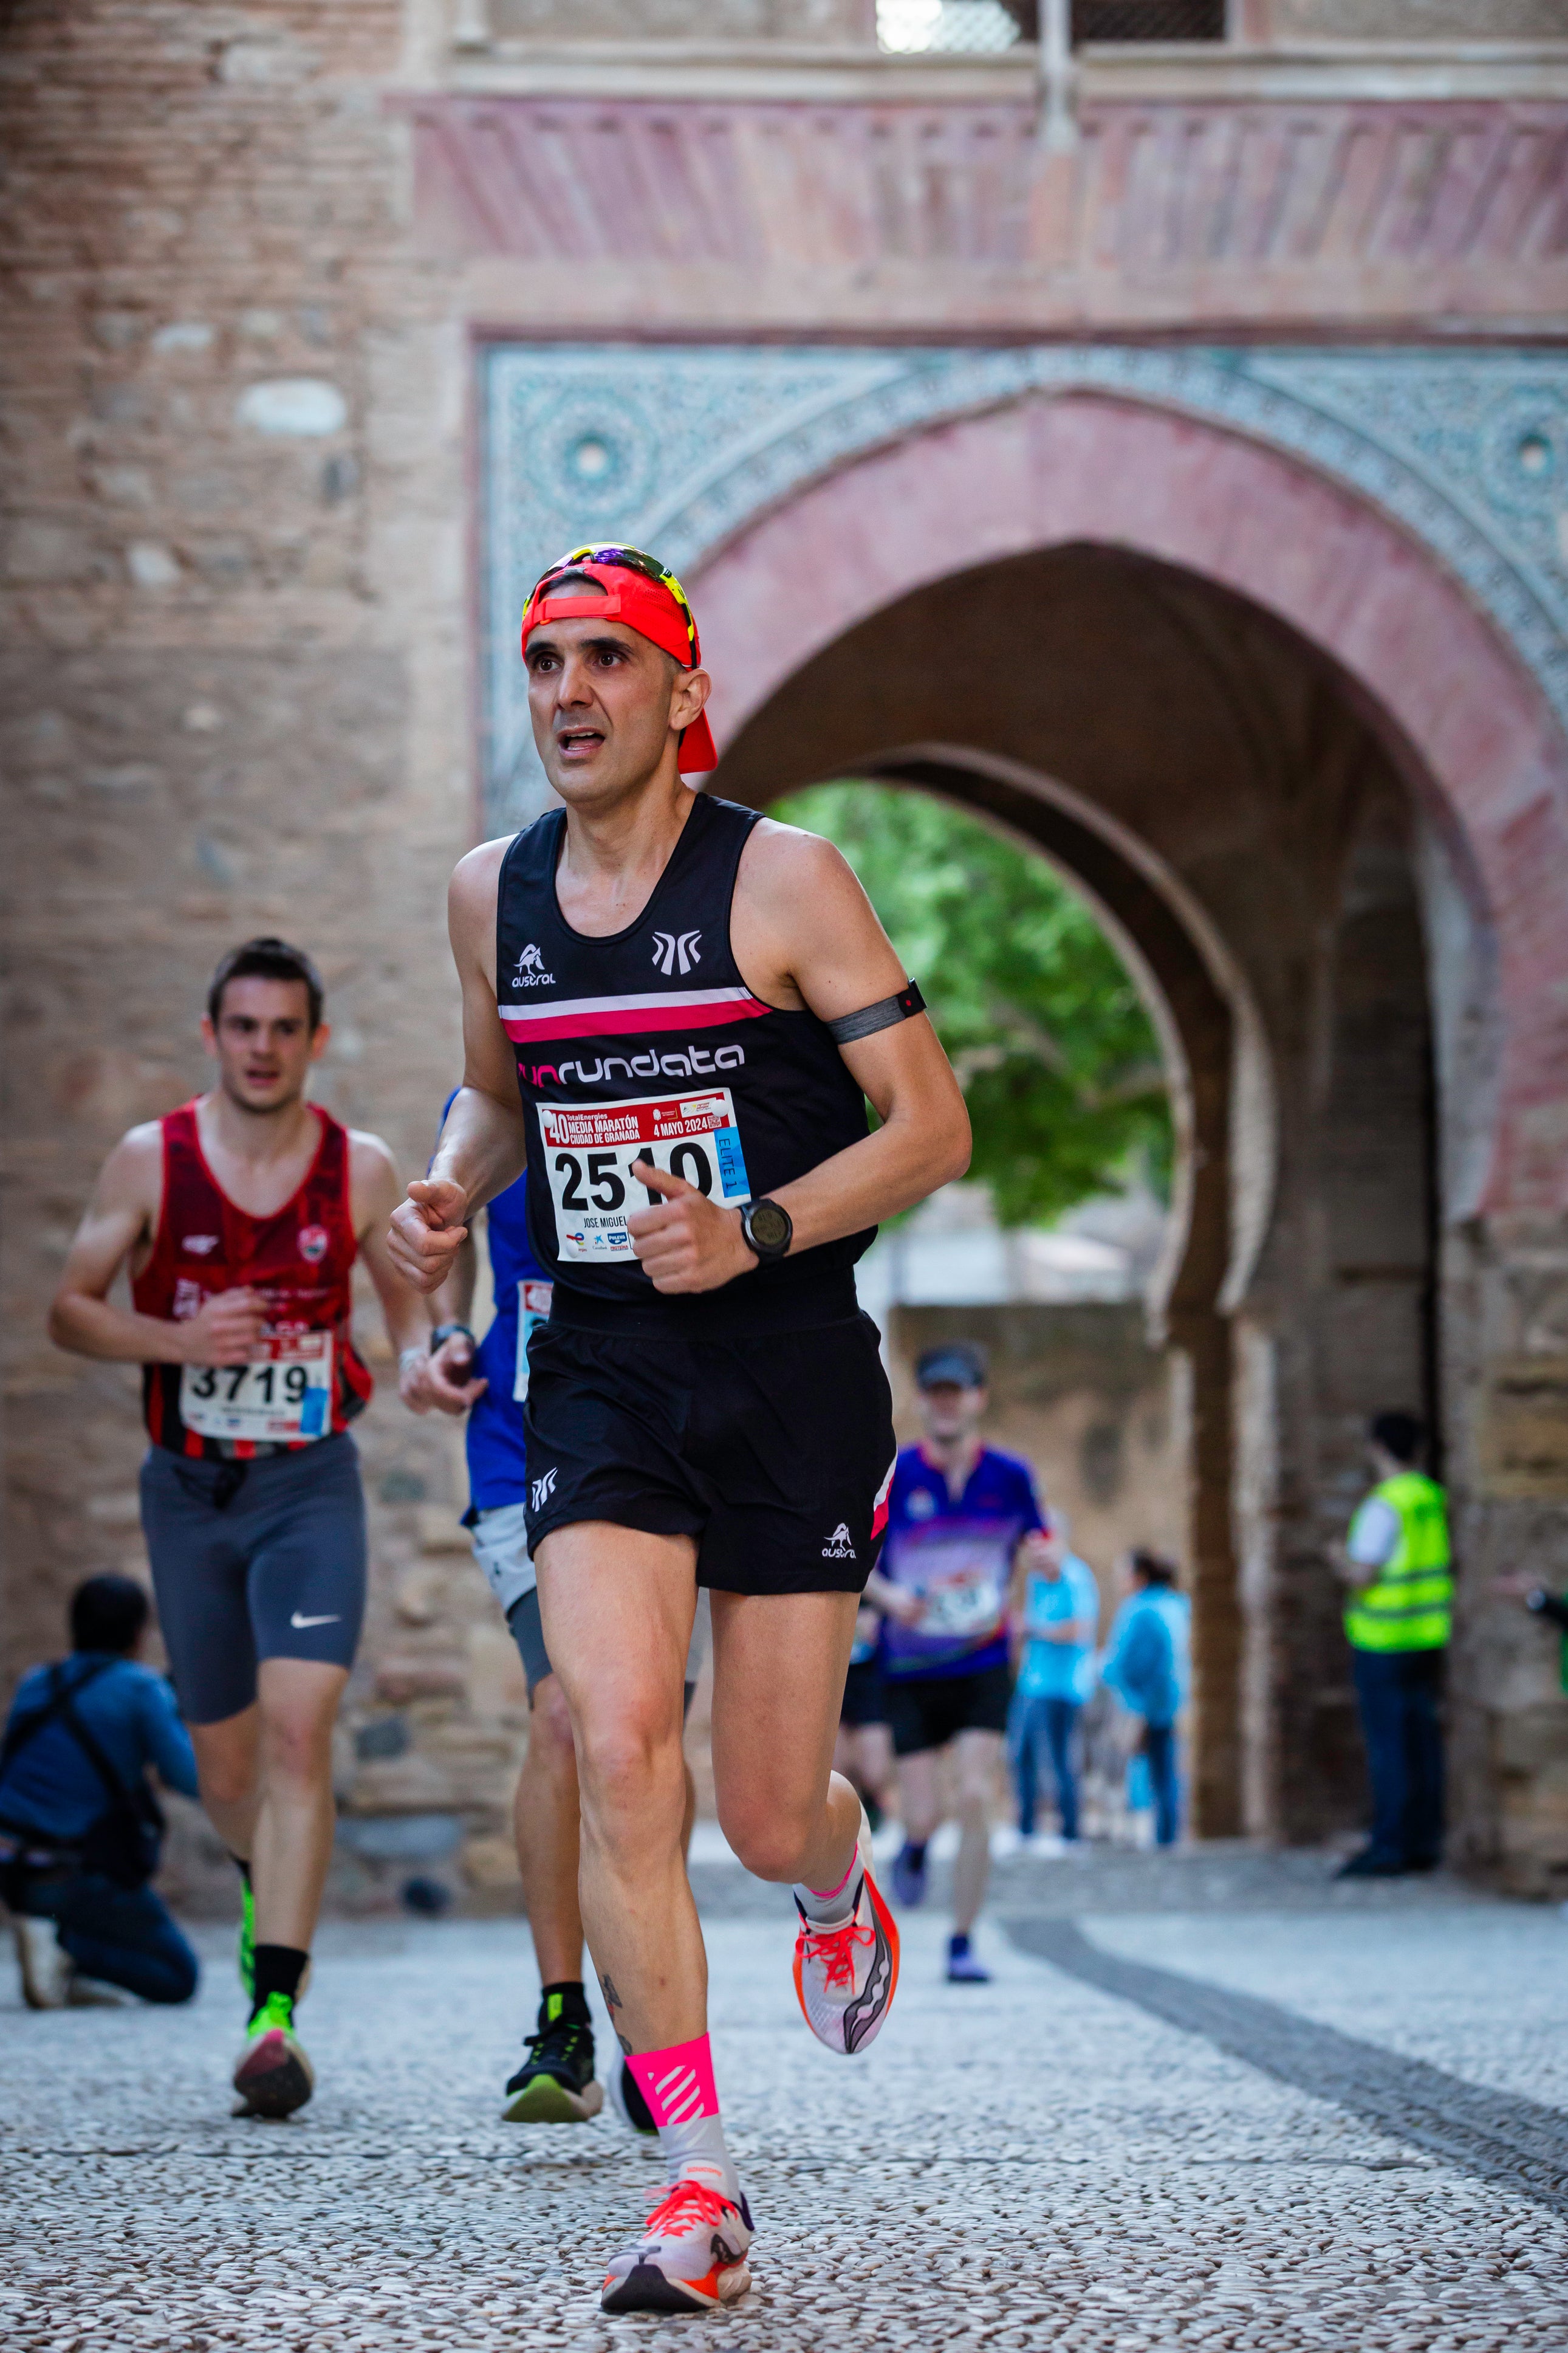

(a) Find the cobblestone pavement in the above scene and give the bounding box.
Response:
[4,1870,1567,2352]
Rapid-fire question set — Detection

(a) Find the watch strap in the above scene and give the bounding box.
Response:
[430,1321,475,1350]
[741,1198,793,1262]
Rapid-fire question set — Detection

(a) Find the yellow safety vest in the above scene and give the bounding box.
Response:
[1344,1472,1452,1654]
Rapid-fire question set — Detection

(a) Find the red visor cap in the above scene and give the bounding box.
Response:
[519,559,718,776]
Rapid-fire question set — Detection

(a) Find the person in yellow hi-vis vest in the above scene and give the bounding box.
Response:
[1331,1411,1451,1880]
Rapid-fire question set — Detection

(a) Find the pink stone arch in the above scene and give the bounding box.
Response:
[690,394,1568,1220]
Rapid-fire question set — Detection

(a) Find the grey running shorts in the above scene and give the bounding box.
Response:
[482,1496,711,1703]
[139,1434,367,1724]
[506,1589,705,1720]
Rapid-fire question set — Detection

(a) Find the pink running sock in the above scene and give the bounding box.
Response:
[626,2033,739,2200]
[625,2033,719,2128]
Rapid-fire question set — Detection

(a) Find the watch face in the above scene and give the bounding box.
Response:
[748,1201,790,1251]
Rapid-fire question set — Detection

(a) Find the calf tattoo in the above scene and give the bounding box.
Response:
[600,1971,632,2054]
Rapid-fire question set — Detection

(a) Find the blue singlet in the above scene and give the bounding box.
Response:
[439,1097,550,1516]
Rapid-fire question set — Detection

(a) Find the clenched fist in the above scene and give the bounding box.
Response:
[406,1332,488,1418]
[388,1177,470,1294]
[177,1288,269,1366]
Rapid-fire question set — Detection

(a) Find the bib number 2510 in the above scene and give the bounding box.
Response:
[538,1090,751,1263]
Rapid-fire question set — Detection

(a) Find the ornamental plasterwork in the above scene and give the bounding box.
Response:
[481,343,1568,831]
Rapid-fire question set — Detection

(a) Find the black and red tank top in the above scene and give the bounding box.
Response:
[497,793,873,1335]
[132,1100,373,1458]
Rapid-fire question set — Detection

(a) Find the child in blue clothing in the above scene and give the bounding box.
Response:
[1100,1550,1190,1847]
[1009,1518,1099,1846]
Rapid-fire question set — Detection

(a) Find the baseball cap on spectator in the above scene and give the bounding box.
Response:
[916,1342,989,1392]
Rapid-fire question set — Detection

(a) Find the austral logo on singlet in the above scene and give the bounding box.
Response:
[526,1040,745,1089]
[511,943,555,989]
[182,1234,219,1256]
[651,929,701,978]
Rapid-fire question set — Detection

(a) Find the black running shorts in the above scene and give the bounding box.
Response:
[840,1658,889,1728]
[522,1311,895,1597]
[883,1663,1013,1757]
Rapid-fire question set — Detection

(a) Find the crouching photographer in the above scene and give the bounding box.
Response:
[0,1573,199,2008]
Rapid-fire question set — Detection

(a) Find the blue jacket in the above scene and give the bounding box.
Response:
[0,1655,199,1844]
[438,1090,548,1517]
[1101,1590,1191,1730]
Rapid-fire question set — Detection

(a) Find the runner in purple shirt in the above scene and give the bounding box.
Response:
[864,1341,1045,1983]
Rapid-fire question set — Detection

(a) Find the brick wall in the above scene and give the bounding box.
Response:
[7,0,1568,1908]
[1,0,512,1911]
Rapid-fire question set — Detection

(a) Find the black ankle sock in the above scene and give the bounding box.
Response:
[251,1943,308,2017]
[538,1979,591,2030]
[231,1853,252,1886]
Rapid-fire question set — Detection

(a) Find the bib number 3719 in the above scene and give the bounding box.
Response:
[180,1331,334,1443]
[538,1090,751,1263]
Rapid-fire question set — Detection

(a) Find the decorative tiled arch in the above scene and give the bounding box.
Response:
[482,340,1568,829]
[481,340,1568,1214]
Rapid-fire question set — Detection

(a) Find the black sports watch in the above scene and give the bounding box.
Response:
[739,1198,793,1264]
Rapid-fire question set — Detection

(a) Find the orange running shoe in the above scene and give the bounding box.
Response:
[793,1808,900,2055]
[600,2175,754,2313]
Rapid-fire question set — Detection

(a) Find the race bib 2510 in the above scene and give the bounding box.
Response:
[538,1090,751,1263]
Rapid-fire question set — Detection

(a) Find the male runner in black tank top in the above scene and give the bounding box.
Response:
[389,546,970,2315]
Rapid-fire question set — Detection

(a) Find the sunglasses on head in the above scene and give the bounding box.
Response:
[530,545,698,660]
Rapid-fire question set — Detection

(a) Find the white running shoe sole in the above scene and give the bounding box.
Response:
[601,2256,751,2314]
[600,2185,755,2314]
[502,2072,604,2123]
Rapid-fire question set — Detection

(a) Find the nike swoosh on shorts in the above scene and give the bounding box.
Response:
[290,1612,341,1629]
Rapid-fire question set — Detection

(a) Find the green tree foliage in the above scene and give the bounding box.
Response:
[775,783,1172,1228]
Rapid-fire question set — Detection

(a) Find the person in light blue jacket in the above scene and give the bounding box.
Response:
[1100,1550,1190,1848]
[1008,1518,1098,1844]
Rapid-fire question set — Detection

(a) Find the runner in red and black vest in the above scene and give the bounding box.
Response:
[50,937,434,2119]
[388,546,971,2314]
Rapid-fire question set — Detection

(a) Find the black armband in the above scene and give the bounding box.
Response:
[826,980,926,1046]
[430,1321,475,1352]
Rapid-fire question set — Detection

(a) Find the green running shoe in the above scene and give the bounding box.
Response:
[237,1878,255,2004]
[232,1992,313,2120]
[502,1997,603,2123]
